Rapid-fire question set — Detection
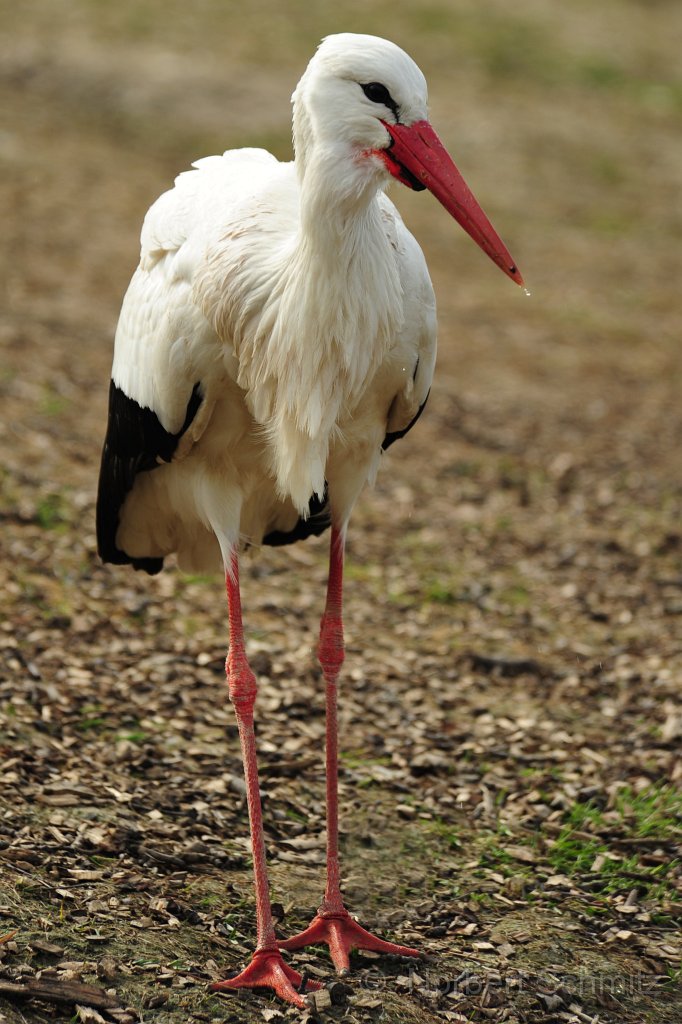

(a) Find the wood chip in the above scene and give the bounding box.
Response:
[0,978,119,1010]
[29,939,65,955]
[76,1006,108,1024]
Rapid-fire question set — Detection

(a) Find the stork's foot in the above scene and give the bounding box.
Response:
[280,909,421,974]
[211,948,322,1007]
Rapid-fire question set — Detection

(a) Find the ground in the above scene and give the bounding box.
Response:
[0,1,680,1023]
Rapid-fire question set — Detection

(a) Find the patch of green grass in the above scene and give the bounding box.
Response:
[423,578,459,604]
[575,57,682,112]
[88,855,116,867]
[399,825,433,861]
[467,891,495,909]
[545,786,681,900]
[580,902,611,918]
[547,831,605,876]
[340,751,391,770]
[578,57,628,91]
[180,615,200,636]
[39,388,69,417]
[344,562,378,583]
[476,838,515,873]
[197,893,222,909]
[564,800,606,831]
[35,492,69,530]
[76,716,107,732]
[493,515,514,534]
[498,584,531,608]
[180,573,218,586]
[76,704,108,733]
[387,587,419,608]
[600,857,674,899]
[219,912,251,944]
[117,729,149,743]
[284,807,307,824]
[561,785,682,841]
[664,966,682,987]
[425,817,462,851]
[614,784,682,839]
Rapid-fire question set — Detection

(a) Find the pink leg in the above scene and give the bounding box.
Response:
[280,526,420,973]
[211,550,320,1007]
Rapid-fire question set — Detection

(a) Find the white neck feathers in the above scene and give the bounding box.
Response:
[197,137,404,513]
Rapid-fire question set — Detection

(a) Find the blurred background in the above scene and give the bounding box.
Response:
[1,3,681,1020]
[1,0,680,489]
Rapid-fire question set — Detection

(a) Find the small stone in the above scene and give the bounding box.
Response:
[328,980,351,1006]
[96,957,117,982]
[537,992,565,1011]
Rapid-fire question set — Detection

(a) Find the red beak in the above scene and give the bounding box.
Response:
[380,119,524,287]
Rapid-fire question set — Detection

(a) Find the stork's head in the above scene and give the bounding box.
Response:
[293,33,523,286]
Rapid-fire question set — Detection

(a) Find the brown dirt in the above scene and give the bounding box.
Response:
[1,2,680,1023]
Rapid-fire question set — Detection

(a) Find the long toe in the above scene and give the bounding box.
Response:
[212,949,322,1007]
[281,911,421,974]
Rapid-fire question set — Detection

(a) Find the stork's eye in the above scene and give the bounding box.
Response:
[361,82,395,108]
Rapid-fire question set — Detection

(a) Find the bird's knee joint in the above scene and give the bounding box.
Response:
[318,623,345,680]
[319,647,345,676]
[225,653,258,713]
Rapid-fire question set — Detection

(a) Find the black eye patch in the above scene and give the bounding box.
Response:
[361,82,400,119]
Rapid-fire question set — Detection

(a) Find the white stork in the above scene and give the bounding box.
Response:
[97,33,523,1007]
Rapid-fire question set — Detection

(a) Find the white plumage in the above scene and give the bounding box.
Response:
[100,36,447,573]
[96,34,522,1006]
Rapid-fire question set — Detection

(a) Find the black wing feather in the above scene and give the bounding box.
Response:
[96,380,202,575]
[263,486,331,547]
[381,390,430,450]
